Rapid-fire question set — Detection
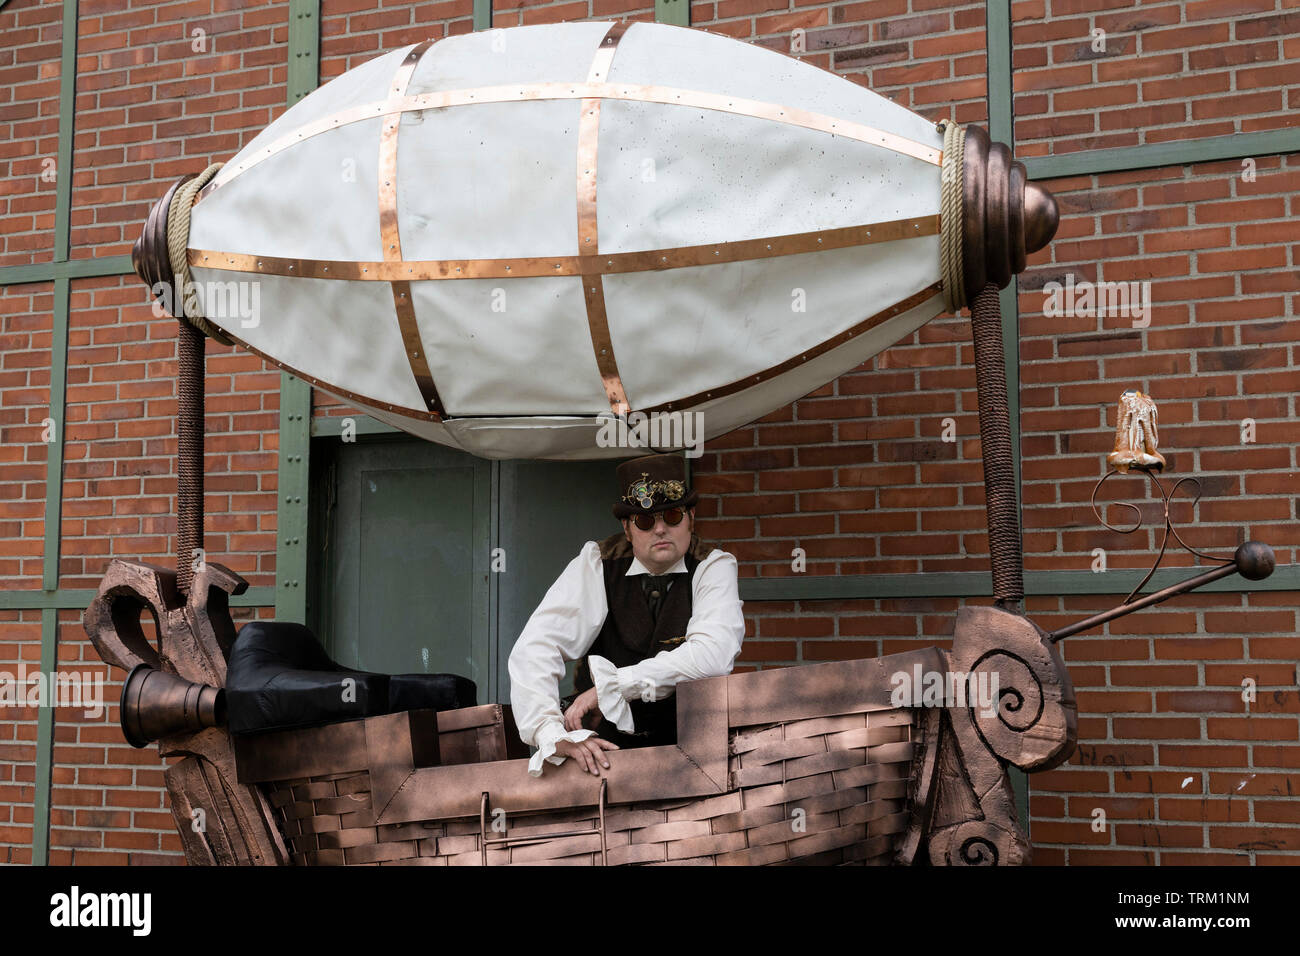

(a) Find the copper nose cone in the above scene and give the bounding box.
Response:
[958,126,1063,301]
[1023,181,1059,255]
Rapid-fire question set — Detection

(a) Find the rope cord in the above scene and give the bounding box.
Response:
[970,282,1024,608]
[937,119,966,314]
[166,163,234,345]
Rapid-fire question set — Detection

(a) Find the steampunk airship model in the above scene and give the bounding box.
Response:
[86,21,1273,866]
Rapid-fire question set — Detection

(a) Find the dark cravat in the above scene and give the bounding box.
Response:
[642,574,674,622]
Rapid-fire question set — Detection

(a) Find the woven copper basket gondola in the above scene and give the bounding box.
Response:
[85,552,1076,867]
[226,607,1074,867]
[258,704,917,866]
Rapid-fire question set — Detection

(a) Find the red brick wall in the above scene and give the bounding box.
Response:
[0,609,41,864]
[715,113,1300,866]
[0,0,60,268]
[1011,152,1299,863]
[69,0,289,260]
[0,282,52,588]
[48,609,184,864]
[1012,1,1300,158]
[0,278,50,862]
[1,0,1295,865]
[1021,158,1299,574]
[1027,589,1300,864]
[59,276,281,590]
[0,3,56,849]
[695,0,989,124]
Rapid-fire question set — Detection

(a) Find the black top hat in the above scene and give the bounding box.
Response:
[612,453,699,520]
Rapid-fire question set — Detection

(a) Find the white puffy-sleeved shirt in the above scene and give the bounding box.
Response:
[508,540,745,776]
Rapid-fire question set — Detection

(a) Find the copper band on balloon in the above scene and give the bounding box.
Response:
[579,21,631,415]
[641,282,943,414]
[380,39,445,418]
[196,81,941,203]
[189,213,940,281]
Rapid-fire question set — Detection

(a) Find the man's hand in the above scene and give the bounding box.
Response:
[563,686,604,732]
[553,736,619,775]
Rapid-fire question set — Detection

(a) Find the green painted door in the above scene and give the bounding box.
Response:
[317,438,493,691]
[311,436,618,705]
[495,460,614,697]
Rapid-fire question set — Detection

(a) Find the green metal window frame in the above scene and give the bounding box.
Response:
[3,0,1294,864]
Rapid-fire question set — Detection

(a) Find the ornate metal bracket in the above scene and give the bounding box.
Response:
[924,605,1076,866]
[1048,390,1275,643]
[83,559,288,865]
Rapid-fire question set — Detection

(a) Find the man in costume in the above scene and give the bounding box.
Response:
[508,453,745,776]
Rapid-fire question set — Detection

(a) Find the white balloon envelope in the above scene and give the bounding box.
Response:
[169,20,1049,460]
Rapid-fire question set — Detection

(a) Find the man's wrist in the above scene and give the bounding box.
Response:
[588,656,636,733]
[528,720,596,776]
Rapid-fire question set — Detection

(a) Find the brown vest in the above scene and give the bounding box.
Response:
[573,531,714,746]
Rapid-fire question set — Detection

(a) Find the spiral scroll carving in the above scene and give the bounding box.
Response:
[968,649,1047,761]
[960,836,998,866]
[949,606,1076,773]
[930,820,1024,867]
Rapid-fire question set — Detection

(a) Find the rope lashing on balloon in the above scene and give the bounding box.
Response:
[937,119,966,314]
[166,163,234,345]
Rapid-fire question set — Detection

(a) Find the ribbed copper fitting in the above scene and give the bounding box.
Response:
[960,125,1060,304]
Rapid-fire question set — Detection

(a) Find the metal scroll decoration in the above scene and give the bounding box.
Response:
[83,560,288,866]
[1088,387,1237,605]
[1092,470,1228,608]
[1047,390,1275,645]
[924,605,1076,867]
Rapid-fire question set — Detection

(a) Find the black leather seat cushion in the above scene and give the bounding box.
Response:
[226,621,476,734]
[388,673,476,715]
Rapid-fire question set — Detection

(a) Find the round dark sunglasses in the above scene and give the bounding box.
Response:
[632,507,685,531]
